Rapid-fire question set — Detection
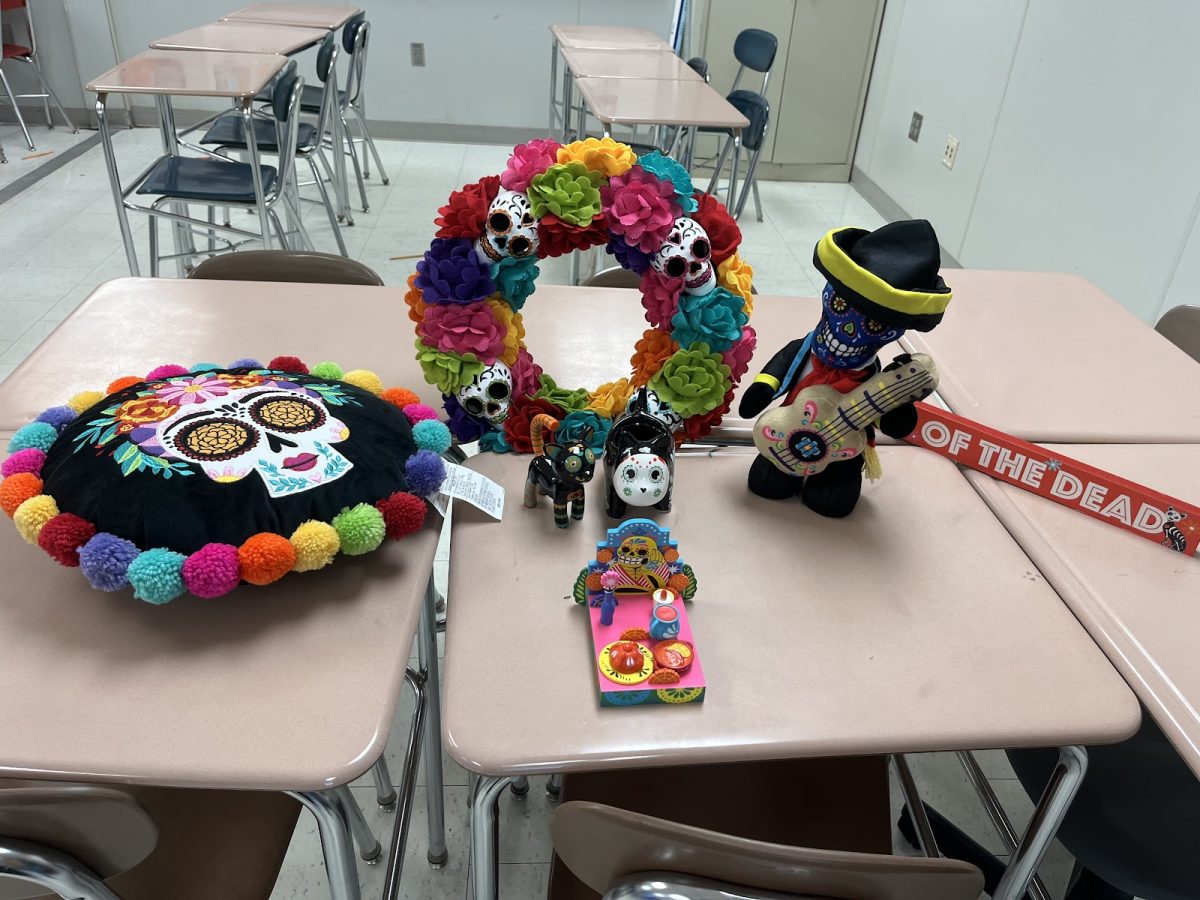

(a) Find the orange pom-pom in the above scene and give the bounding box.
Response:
[667,573,689,593]
[585,573,603,591]
[106,375,141,395]
[376,491,427,540]
[1,473,43,518]
[663,548,679,563]
[382,387,421,410]
[238,533,297,586]
[596,549,614,564]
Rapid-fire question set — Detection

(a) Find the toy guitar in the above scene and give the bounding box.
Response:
[753,353,939,476]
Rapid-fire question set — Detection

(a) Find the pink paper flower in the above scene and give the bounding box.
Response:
[155,374,231,406]
[417,301,506,361]
[510,348,543,399]
[600,569,620,590]
[640,269,683,328]
[601,166,682,254]
[501,139,562,192]
[722,326,757,383]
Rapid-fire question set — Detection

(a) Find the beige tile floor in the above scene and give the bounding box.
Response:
[0,130,1083,899]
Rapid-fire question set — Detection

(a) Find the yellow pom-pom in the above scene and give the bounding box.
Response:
[342,369,383,396]
[67,390,104,414]
[290,520,341,572]
[14,494,59,545]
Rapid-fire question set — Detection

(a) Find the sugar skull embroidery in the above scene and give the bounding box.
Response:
[813,282,904,369]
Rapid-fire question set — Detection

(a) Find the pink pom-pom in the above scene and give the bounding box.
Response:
[2,448,46,478]
[181,543,242,598]
[501,138,562,192]
[145,364,189,380]
[403,404,439,424]
[267,355,309,374]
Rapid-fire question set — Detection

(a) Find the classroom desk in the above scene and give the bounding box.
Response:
[444,449,1140,900]
[965,443,1200,780]
[573,74,748,132]
[559,46,701,81]
[223,2,362,30]
[150,20,328,55]
[900,270,1200,442]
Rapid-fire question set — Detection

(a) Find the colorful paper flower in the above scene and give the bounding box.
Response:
[490,256,539,310]
[629,329,680,387]
[670,286,750,353]
[443,394,492,442]
[722,326,757,383]
[503,395,566,453]
[556,410,610,453]
[480,430,513,453]
[681,389,735,442]
[557,137,637,178]
[534,374,590,412]
[587,378,633,418]
[691,192,741,264]
[404,272,426,325]
[485,297,522,365]
[417,300,506,360]
[637,150,697,213]
[435,175,501,239]
[155,374,230,406]
[640,269,683,328]
[601,165,682,253]
[717,253,754,314]
[510,348,543,400]
[501,138,562,192]
[647,342,732,417]
[527,162,604,227]
[536,213,609,259]
[606,235,651,275]
[415,339,485,394]
[415,237,496,305]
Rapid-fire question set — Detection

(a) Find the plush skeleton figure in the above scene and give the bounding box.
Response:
[651,217,717,295]
[456,362,512,426]
[622,388,682,433]
[475,189,539,263]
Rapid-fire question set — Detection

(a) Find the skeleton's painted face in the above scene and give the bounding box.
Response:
[625,388,682,433]
[813,282,904,369]
[615,452,670,506]
[651,217,716,295]
[457,362,512,426]
[476,189,538,263]
[616,535,662,571]
[141,381,352,497]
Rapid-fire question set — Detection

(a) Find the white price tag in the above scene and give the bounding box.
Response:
[434,462,505,520]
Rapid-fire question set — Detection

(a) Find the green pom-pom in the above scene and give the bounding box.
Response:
[9,422,58,454]
[311,361,344,380]
[527,161,604,227]
[412,419,452,454]
[333,503,386,556]
[127,548,187,605]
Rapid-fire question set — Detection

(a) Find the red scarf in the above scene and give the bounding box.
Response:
[784,355,873,405]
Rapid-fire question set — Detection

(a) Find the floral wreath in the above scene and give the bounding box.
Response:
[1,356,452,605]
[408,137,755,453]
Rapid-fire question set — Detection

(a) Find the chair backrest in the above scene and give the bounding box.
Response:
[686,56,710,82]
[342,13,369,105]
[188,250,384,285]
[552,801,984,900]
[1155,305,1200,363]
[313,34,341,141]
[582,266,641,289]
[730,28,778,95]
[270,62,303,190]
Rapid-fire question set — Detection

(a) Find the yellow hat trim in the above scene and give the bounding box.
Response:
[817,228,952,318]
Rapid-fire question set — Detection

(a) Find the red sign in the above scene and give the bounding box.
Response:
[905,402,1200,556]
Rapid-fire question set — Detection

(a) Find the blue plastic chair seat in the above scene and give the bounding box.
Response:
[699,90,770,150]
[299,83,343,113]
[199,114,317,152]
[136,156,277,204]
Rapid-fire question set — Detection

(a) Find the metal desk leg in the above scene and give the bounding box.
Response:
[992,745,1087,900]
[95,95,139,276]
[333,785,381,864]
[469,775,512,900]
[156,95,194,276]
[288,789,362,900]
[561,68,574,143]
[381,668,429,900]
[330,68,352,224]
[548,40,559,138]
[242,101,273,250]
[546,773,563,798]
[418,576,448,866]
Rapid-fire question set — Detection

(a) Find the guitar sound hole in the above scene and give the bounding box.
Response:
[788,431,827,462]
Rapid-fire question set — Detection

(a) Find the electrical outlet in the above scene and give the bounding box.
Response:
[410,43,426,67]
[942,135,960,169]
[908,111,923,142]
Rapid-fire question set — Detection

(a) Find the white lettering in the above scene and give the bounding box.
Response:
[1051,471,1083,500]
[948,430,972,456]
[920,421,951,448]
[1021,459,1047,488]
[1099,493,1133,526]
[978,439,1001,468]
[1080,482,1107,512]
[1134,504,1166,534]
[995,448,1025,479]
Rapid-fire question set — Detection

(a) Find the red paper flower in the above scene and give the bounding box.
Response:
[435,175,501,239]
[504,395,565,453]
[681,389,735,442]
[640,269,682,328]
[417,300,506,361]
[691,191,741,264]
[536,213,609,259]
[602,166,681,253]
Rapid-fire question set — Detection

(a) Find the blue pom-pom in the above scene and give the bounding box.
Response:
[405,450,446,496]
[127,548,187,605]
[190,362,221,373]
[36,406,77,433]
[229,358,260,369]
[9,421,58,454]
[412,419,452,455]
[79,533,140,591]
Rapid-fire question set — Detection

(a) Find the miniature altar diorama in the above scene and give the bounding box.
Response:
[572,519,704,707]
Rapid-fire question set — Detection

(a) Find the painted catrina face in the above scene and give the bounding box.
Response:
[476,189,539,262]
[651,217,717,295]
[812,282,905,369]
[616,535,662,572]
[615,452,670,506]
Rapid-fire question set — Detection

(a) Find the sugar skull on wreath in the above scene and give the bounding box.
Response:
[408,137,758,457]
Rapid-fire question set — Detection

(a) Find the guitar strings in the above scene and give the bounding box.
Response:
[817,373,934,444]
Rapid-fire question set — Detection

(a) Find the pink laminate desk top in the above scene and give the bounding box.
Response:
[575,76,749,129]
[86,49,285,99]
[223,3,361,30]
[900,270,1200,442]
[0,278,438,432]
[561,47,701,81]
[150,21,328,55]
[550,24,669,51]
[442,449,1138,776]
[966,443,1200,779]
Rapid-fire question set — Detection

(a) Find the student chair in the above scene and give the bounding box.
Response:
[552,800,985,900]
[188,249,383,286]
[0,0,77,152]
[703,28,778,222]
[1155,304,1200,363]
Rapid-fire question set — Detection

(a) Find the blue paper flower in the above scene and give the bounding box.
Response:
[637,150,698,214]
[489,256,539,311]
[670,286,749,352]
[415,237,496,304]
[480,430,513,454]
[605,235,651,275]
[556,410,610,454]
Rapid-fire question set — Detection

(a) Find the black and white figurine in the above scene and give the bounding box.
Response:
[604,387,675,519]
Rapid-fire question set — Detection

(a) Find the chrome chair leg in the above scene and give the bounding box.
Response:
[332,784,381,864]
[0,838,120,900]
[310,156,348,255]
[510,775,530,797]
[381,667,430,900]
[546,773,564,798]
[469,775,512,900]
[706,134,733,195]
[0,139,6,163]
[148,211,159,277]
[350,105,389,185]
[317,148,353,226]
[0,68,33,150]
[288,789,363,900]
[370,756,397,810]
[341,113,369,212]
[752,175,763,222]
[728,137,741,215]
[418,577,448,866]
[734,146,764,221]
[20,57,77,132]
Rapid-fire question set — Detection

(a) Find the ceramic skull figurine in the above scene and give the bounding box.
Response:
[456,361,512,426]
[476,189,539,263]
[623,387,682,433]
[651,216,717,295]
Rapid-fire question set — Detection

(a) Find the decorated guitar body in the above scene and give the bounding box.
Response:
[753,353,939,477]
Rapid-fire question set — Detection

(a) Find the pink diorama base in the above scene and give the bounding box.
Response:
[588,592,706,707]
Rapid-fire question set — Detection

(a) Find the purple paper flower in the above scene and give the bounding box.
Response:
[606,235,651,275]
[415,238,496,305]
[443,394,491,443]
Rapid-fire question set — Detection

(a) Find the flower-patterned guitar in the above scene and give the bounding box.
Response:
[753,353,939,476]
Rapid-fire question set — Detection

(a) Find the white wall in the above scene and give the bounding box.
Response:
[856,0,1200,323]
[0,0,86,109]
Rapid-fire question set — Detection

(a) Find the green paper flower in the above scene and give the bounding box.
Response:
[647,342,732,417]
[556,410,611,453]
[414,338,484,394]
[534,374,591,412]
[527,161,604,227]
[670,286,749,353]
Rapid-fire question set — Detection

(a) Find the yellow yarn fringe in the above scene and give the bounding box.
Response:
[863,445,883,482]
